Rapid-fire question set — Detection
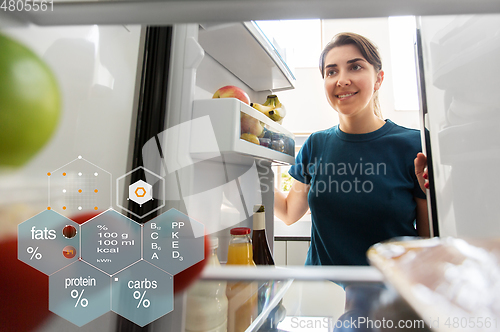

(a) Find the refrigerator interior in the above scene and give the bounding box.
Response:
[2,7,500,332]
[138,22,298,264]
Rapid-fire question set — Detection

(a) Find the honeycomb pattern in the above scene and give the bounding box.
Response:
[19,158,203,327]
[19,207,203,327]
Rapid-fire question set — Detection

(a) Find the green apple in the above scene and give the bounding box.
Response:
[0,33,61,167]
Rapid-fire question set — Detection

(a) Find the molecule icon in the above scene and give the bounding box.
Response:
[128,180,153,207]
[47,155,112,216]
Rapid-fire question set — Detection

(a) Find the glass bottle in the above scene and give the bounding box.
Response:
[185,237,228,332]
[227,227,257,266]
[252,205,275,266]
[226,227,258,332]
[251,204,280,327]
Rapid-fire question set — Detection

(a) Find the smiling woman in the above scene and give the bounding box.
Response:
[274,32,430,267]
[322,44,385,131]
[320,32,384,130]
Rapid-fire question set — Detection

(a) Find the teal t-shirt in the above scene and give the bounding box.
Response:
[289,120,426,266]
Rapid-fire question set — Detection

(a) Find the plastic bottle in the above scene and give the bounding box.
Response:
[252,205,275,266]
[185,237,228,332]
[226,227,258,332]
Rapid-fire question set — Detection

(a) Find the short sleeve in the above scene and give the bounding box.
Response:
[288,134,313,185]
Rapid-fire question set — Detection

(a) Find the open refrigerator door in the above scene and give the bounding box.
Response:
[2,6,500,332]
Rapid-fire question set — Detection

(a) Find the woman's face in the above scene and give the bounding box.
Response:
[323,44,383,118]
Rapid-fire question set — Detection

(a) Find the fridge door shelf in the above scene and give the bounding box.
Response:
[198,22,295,92]
[201,265,383,283]
[201,266,384,331]
[191,98,295,166]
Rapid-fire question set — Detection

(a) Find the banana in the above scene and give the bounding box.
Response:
[252,95,287,124]
[263,94,282,108]
[250,102,274,114]
[268,108,283,123]
[251,102,277,120]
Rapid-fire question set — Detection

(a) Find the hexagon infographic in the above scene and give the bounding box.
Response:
[116,166,165,219]
[48,156,112,217]
[19,206,206,327]
[18,157,208,328]
[18,210,80,275]
[111,260,173,327]
[49,260,111,327]
[144,208,205,275]
[81,209,141,275]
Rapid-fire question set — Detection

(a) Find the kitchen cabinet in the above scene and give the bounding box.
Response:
[285,241,310,266]
[274,219,311,266]
[273,241,287,266]
[273,240,310,266]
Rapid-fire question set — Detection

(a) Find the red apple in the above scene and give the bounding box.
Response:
[212,85,250,105]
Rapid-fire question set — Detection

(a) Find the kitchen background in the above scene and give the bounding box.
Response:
[260,18,424,326]
[255,17,423,267]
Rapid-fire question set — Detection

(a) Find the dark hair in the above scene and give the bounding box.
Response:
[319,32,383,117]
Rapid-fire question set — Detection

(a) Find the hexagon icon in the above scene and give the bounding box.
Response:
[128,180,153,206]
[144,208,204,275]
[111,260,173,327]
[81,209,141,275]
[49,260,111,327]
[18,210,80,275]
[116,166,165,219]
[48,156,112,217]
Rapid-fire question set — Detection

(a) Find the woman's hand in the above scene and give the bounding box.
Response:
[414,152,429,193]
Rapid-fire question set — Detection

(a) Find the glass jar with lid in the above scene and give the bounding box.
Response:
[227,227,256,266]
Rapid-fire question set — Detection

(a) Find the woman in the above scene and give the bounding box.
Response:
[274,32,429,266]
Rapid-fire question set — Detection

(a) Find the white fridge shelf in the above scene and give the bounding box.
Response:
[191,98,295,166]
[198,22,295,92]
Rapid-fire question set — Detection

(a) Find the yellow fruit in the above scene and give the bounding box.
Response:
[250,102,274,114]
[240,133,260,145]
[268,109,283,122]
[263,94,281,108]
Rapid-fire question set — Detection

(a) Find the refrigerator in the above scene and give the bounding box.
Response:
[1,3,500,332]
